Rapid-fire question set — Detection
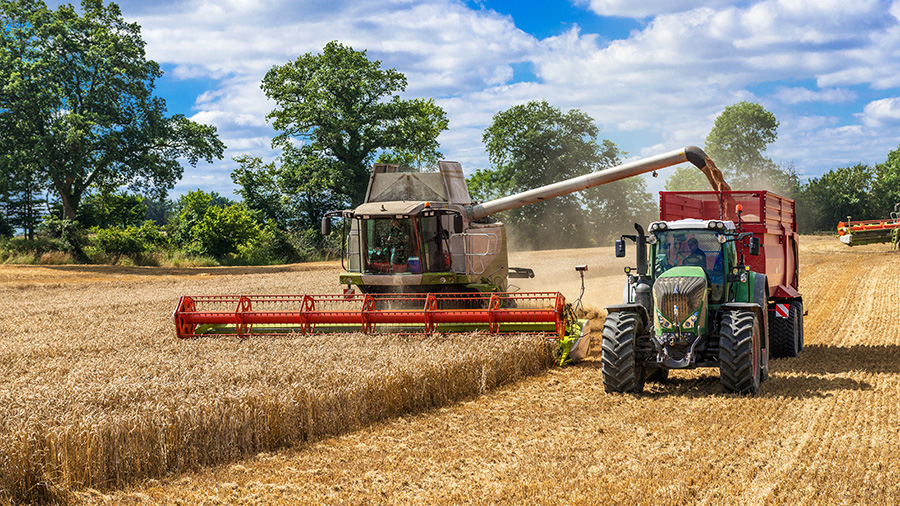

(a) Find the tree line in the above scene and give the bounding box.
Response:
[2,0,898,266]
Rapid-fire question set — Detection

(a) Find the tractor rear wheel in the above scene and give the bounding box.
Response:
[719,310,760,395]
[769,302,800,358]
[601,311,646,393]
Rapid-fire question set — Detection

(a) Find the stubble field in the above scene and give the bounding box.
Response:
[1,236,899,505]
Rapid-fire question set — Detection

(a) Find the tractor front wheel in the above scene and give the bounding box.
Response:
[601,311,646,393]
[719,310,761,395]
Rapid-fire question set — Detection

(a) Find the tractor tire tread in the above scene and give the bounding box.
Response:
[601,312,645,393]
[719,310,760,395]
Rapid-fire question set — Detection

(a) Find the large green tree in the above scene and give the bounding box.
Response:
[261,41,448,207]
[471,100,654,249]
[664,165,710,191]
[232,145,344,232]
[0,0,225,222]
[704,101,780,189]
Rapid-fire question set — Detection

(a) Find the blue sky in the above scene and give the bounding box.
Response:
[48,0,900,198]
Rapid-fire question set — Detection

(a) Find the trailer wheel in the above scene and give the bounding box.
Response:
[794,300,804,352]
[719,310,760,395]
[770,302,800,358]
[601,311,646,393]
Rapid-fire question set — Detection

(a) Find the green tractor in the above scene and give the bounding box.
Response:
[603,216,770,394]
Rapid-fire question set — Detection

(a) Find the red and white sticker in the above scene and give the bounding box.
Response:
[775,303,790,318]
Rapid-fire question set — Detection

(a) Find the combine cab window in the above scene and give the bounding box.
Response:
[364,217,414,273]
[653,230,727,302]
[362,216,450,274]
[417,215,451,272]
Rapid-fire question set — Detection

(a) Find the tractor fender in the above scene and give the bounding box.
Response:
[605,303,650,327]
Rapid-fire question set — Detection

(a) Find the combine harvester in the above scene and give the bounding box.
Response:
[605,190,803,394]
[174,146,729,364]
[837,204,900,248]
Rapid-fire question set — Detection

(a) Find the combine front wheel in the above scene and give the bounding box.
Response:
[719,310,760,395]
[601,311,646,393]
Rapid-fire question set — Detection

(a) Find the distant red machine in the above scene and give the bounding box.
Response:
[837,205,900,248]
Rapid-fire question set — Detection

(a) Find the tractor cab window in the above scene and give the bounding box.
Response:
[364,217,414,273]
[653,230,726,302]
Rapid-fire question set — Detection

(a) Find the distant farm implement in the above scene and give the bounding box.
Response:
[837,204,900,248]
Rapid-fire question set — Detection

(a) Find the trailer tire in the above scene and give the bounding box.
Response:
[770,302,800,358]
[601,311,645,393]
[794,300,804,352]
[719,310,760,395]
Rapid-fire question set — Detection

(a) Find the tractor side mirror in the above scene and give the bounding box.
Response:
[749,237,760,256]
[453,214,464,233]
[321,216,332,236]
[615,239,626,258]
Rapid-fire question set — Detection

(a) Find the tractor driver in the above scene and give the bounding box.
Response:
[681,237,707,267]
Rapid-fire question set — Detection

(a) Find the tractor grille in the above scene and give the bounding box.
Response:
[654,276,706,323]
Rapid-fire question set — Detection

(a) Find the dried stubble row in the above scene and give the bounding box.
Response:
[0,267,555,504]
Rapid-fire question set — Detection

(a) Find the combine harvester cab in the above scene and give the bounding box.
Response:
[837,203,900,248]
[176,147,727,365]
[604,191,803,394]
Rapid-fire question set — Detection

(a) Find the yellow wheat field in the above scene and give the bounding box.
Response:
[3,236,900,505]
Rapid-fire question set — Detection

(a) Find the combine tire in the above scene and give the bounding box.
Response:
[770,301,800,358]
[719,310,760,395]
[601,311,646,393]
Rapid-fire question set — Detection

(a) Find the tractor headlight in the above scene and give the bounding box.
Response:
[681,310,700,329]
[647,234,658,245]
[717,234,727,244]
[657,309,674,330]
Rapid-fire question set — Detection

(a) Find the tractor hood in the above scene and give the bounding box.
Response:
[654,266,707,332]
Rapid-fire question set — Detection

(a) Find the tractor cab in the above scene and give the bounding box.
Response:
[648,219,736,303]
